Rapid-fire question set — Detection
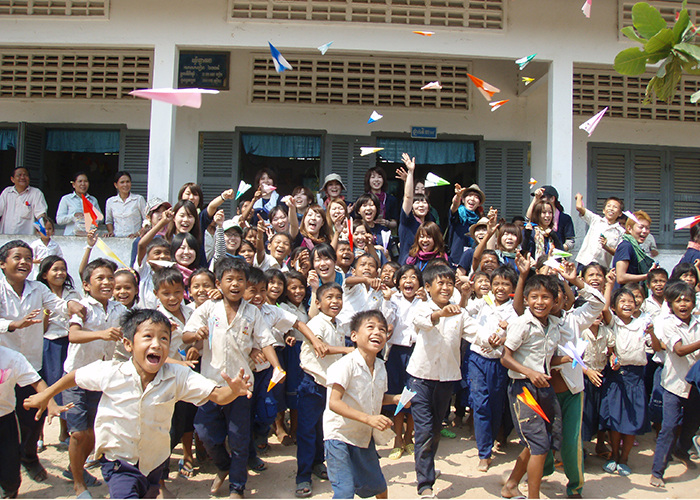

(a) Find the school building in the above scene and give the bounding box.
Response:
[1,0,699,250]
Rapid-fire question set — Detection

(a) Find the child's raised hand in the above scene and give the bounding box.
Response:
[516,252,531,276]
[395,167,408,182]
[401,153,416,172]
[585,368,603,387]
[207,288,223,301]
[252,188,263,202]
[214,209,225,227]
[365,414,393,431]
[10,309,42,331]
[194,325,209,342]
[534,187,544,199]
[186,347,201,362]
[307,270,320,291]
[249,347,266,364]
[221,189,234,201]
[221,368,253,399]
[557,261,577,282]
[416,287,428,301]
[161,208,174,223]
[440,304,462,318]
[575,193,583,203]
[605,269,616,288]
[101,327,123,342]
[528,370,551,388]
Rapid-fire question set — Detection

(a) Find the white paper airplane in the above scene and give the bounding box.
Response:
[674,215,700,230]
[394,386,417,415]
[360,147,384,156]
[543,257,566,272]
[489,99,509,112]
[424,172,449,188]
[579,107,607,136]
[381,229,391,249]
[624,210,641,226]
[269,42,293,73]
[421,81,442,90]
[367,110,383,123]
[148,260,176,268]
[318,41,333,55]
[236,180,252,200]
[515,54,536,70]
[267,367,286,392]
[560,339,588,370]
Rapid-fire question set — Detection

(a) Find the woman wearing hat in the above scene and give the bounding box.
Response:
[320,173,346,210]
[527,185,575,252]
[448,183,485,264]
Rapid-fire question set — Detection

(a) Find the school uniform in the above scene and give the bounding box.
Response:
[574,209,625,268]
[651,315,700,479]
[0,347,41,498]
[504,309,563,457]
[74,359,216,499]
[408,299,478,494]
[581,324,610,442]
[641,297,666,407]
[599,315,650,436]
[382,294,420,414]
[254,252,281,272]
[184,298,274,495]
[0,275,73,470]
[297,312,345,487]
[137,259,158,310]
[323,350,389,499]
[64,296,127,434]
[279,301,308,410]
[337,282,383,343]
[29,238,63,279]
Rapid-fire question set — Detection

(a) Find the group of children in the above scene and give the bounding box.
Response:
[1,157,700,500]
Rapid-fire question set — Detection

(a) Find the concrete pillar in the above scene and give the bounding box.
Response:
[546,58,574,211]
[147,42,178,202]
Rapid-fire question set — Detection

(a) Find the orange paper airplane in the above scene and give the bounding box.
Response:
[467,74,500,102]
[517,387,550,423]
[413,31,434,36]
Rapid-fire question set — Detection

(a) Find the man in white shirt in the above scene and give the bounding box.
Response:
[0,167,48,235]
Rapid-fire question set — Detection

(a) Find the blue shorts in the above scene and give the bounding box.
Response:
[325,438,387,499]
[63,386,101,434]
[508,379,562,456]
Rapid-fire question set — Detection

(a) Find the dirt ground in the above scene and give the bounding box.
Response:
[18,414,700,499]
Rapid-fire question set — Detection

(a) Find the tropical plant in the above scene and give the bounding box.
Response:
[614,0,700,104]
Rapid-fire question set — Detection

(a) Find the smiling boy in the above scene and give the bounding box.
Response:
[24,308,251,499]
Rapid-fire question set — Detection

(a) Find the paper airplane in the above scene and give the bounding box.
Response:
[424,172,449,188]
[517,387,550,423]
[129,88,219,108]
[421,81,442,90]
[0,368,11,385]
[236,180,252,200]
[82,194,100,232]
[582,0,591,18]
[261,184,277,195]
[544,257,566,272]
[381,229,391,249]
[367,110,383,123]
[96,238,127,268]
[360,147,384,156]
[489,99,509,112]
[208,317,218,351]
[148,260,176,268]
[516,54,537,70]
[578,107,607,136]
[467,73,500,102]
[522,77,535,86]
[34,217,47,237]
[675,215,700,230]
[178,347,187,358]
[347,217,354,251]
[483,291,495,307]
[267,367,286,392]
[413,31,434,36]
[268,42,293,73]
[623,210,641,226]
[528,177,538,189]
[394,386,416,415]
[552,249,573,258]
[318,41,333,55]
[561,339,589,370]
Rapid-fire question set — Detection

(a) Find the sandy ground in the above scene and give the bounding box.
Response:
[18,414,700,499]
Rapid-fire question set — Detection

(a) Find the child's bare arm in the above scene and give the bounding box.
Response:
[24,371,79,419]
[69,323,122,344]
[207,369,252,405]
[328,384,392,431]
[602,270,615,325]
[137,208,173,265]
[261,344,284,373]
[673,338,700,357]
[294,320,329,358]
[326,345,354,355]
[79,228,97,276]
[574,193,586,217]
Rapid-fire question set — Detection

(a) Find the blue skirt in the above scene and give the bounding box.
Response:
[600,365,651,435]
[284,342,303,410]
[385,344,414,414]
[41,336,69,406]
[582,376,604,442]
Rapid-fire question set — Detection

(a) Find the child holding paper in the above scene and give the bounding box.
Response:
[324,310,404,499]
[574,193,625,271]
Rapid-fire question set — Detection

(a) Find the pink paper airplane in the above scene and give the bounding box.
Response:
[582,0,591,18]
[675,215,700,230]
[467,74,500,102]
[129,88,219,108]
[579,107,607,136]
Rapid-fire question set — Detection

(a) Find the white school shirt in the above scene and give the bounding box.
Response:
[44,288,82,340]
[300,312,345,387]
[658,315,700,398]
[556,285,606,394]
[76,359,216,476]
[137,260,158,310]
[157,303,193,361]
[323,349,388,448]
[408,300,479,382]
[56,192,103,236]
[574,208,625,268]
[0,275,71,370]
[582,324,610,372]
[183,299,275,386]
[382,294,421,347]
[606,314,648,367]
[64,296,127,373]
[252,303,298,372]
[279,301,308,342]
[337,282,383,338]
[0,346,41,417]
[467,298,518,359]
[29,238,63,279]
[105,193,147,237]
[254,253,281,272]
[504,309,562,380]
[0,185,48,235]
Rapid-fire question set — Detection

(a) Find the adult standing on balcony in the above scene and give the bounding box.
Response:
[0,166,48,235]
[55,172,103,236]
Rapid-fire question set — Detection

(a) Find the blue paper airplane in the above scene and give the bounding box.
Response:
[269,42,293,73]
